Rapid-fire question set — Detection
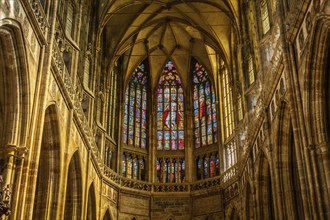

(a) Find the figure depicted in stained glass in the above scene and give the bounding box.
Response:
[196,153,220,180]
[192,59,218,148]
[157,60,184,150]
[123,62,148,149]
[156,158,185,183]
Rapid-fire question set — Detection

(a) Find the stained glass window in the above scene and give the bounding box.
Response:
[123,62,148,148]
[122,154,126,176]
[122,153,146,181]
[192,60,218,148]
[156,158,185,183]
[196,153,220,180]
[157,60,184,150]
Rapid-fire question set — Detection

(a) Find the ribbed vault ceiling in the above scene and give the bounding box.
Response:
[100,0,239,88]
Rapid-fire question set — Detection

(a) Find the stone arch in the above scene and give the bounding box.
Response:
[0,19,30,180]
[256,154,275,220]
[64,151,83,220]
[102,209,112,220]
[274,101,305,219]
[305,16,330,144]
[304,15,330,217]
[86,182,97,220]
[245,181,254,220]
[32,105,61,219]
[229,207,239,220]
[287,121,304,219]
[0,19,30,219]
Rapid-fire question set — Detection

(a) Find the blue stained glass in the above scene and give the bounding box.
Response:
[194,100,199,110]
[157,131,163,140]
[192,59,218,147]
[157,60,184,151]
[194,109,199,117]
[123,61,148,149]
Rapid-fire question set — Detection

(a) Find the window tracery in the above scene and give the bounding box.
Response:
[196,152,220,180]
[156,157,185,183]
[157,60,184,150]
[122,153,146,181]
[221,66,234,139]
[192,60,218,148]
[123,62,148,148]
[260,0,270,34]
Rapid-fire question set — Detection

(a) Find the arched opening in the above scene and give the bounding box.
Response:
[325,41,330,141]
[86,183,97,220]
[230,207,239,220]
[64,152,83,220]
[103,209,111,220]
[0,22,29,182]
[288,124,304,219]
[259,156,275,220]
[32,105,61,219]
[0,21,29,219]
[246,182,254,219]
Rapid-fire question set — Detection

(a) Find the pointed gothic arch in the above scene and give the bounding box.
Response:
[103,209,112,220]
[0,19,30,154]
[302,16,330,218]
[32,105,61,219]
[0,19,30,219]
[245,181,254,219]
[257,155,275,220]
[86,183,97,220]
[229,207,239,220]
[191,57,218,148]
[64,151,83,220]
[123,60,149,148]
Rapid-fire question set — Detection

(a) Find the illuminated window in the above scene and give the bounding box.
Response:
[247,55,255,85]
[192,60,218,148]
[66,2,74,37]
[122,153,145,181]
[123,62,148,148]
[221,67,234,139]
[224,141,237,170]
[157,60,184,150]
[237,94,243,121]
[107,66,119,139]
[196,153,220,180]
[260,0,270,34]
[156,158,185,183]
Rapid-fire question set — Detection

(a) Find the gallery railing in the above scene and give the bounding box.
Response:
[103,164,239,193]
